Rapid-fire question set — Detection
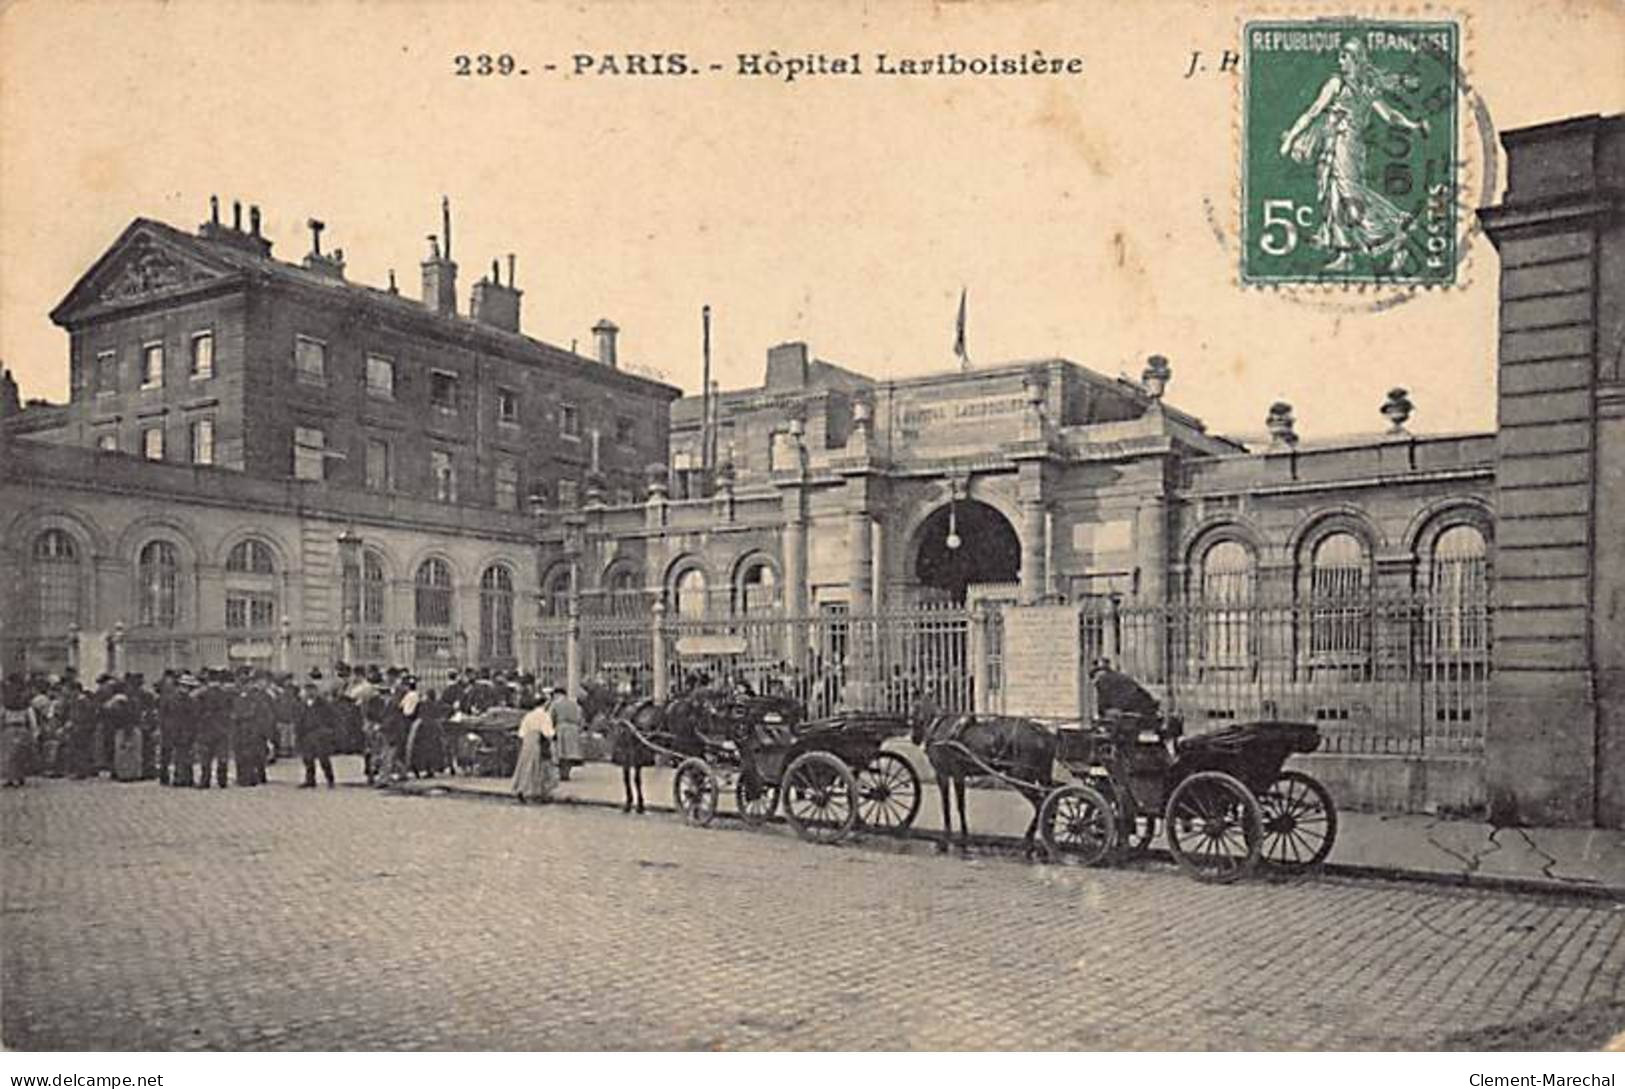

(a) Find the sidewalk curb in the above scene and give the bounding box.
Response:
[375,776,1625,903]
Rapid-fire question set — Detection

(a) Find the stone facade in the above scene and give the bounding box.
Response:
[4,113,1623,825]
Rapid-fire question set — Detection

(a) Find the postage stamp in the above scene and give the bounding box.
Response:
[1242,19,1461,286]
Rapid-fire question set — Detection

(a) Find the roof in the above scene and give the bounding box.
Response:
[49,217,682,401]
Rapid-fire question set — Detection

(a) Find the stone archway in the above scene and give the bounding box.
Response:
[913,499,1021,604]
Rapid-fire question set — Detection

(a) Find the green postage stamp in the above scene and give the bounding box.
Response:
[1242,20,1460,286]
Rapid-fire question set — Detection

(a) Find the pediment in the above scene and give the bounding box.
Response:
[94,237,219,303]
[51,221,237,326]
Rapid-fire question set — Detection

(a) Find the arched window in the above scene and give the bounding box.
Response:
[1198,540,1252,665]
[541,567,573,619]
[600,566,644,619]
[224,539,277,631]
[736,560,779,615]
[1431,524,1488,655]
[361,549,387,628]
[225,540,275,574]
[137,540,180,628]
[674,567,708,620]
[479,564,515,663]
[32,530,82,634]
[415,558,454,629]
[1309,532,1367,656]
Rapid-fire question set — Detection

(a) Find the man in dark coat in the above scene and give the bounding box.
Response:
[232,673,276,786]
[1089,658,1161,730]
[194,671,233,788]
[157,672,198,787]
[296,682,337,788]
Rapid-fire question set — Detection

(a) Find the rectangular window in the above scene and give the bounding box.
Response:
[139,343,164,390]
[557,478,578,509]
[96,431,118,453]
[95,350,118,394]
[494,456,519,511]
[190,332,214,379]
[431,449,456,502]
[559,403,580,439]
[294,336,327,385]
[615,415,635,445]
[365,354,395,399]
[430,370,459,412]
[142,426,164,461]
[293,426,326,481]
[497,386,520,424]
[226,595,276,630]
[365,438,391,490]
[189,418,214,465]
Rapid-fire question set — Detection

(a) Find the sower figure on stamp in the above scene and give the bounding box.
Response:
[1279,38,1430,274]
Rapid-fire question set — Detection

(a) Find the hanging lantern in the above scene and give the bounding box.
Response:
[946,500,962,551]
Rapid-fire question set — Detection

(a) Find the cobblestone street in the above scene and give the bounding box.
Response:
[3,770,1623,1051]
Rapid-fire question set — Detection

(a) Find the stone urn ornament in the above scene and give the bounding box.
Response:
[1381,388,1413,433]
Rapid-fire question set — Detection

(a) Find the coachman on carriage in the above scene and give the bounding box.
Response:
[912,658,1338,883]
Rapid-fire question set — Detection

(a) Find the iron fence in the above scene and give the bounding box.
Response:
[1082,591,1490,755]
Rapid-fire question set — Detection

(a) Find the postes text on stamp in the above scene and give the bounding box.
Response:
[1243,20,1460,286]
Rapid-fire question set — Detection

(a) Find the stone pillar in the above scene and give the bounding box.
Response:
[1021,500,1046,604]
[565,598,582,699]
[1135,494,1168,683]
[650,597,669,702]
[848,507,873,615]
[1479,113,1625,827]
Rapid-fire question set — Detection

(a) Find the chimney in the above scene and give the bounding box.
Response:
[470,256,522,333]
[301,217,346,279]
[199,195,272,257]
[592,319,619,367]
[765,342,811,390]
[420,196,458,316]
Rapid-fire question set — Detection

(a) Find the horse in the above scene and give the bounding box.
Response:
[910,713,1060,856]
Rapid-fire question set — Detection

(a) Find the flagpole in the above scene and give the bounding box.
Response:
[954,287,970,371]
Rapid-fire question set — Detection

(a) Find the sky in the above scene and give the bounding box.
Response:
[1,0,1621,442]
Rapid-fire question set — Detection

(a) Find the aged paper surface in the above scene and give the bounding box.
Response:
[0,0,1618,440]
[3,0,1625,1064]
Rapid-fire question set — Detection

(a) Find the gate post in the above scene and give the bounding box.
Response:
[651,596,669,702]
[67,623,81,672]
[972,605,992,713]
[566,599,582,698]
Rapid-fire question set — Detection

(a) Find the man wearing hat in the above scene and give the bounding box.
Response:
[193,669,234,788]
[1089,657,1161,734]
[157,671,194,786]
[232,670,275,787]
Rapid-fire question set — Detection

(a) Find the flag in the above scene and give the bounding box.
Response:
[953,287,968,369]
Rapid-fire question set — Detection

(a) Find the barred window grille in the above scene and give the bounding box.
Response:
[415,558,454,629]
[1309,533,1368,656]
[479,564,515,662]
[1199,540,1253,665]
[33,530,82,634]
[225,595,276,630]
[541,569,573,618]
[1430,525,1488,656]
[342,548,389,628]
[138,540,180,628]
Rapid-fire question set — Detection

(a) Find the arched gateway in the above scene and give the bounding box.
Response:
[912,500,1021,604]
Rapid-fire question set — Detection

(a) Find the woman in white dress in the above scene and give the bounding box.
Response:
[511,694,558,804]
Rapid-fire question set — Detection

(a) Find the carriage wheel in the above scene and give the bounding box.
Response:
[855,751,922,833]
[672,758,719,827]
[1259,770,1338,870]
[1164,771,1263,883]
[781,752,860,845]
[735,775,780,827]
[1038,784,1118,866]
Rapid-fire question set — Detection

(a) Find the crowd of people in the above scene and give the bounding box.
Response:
[0,663,597,793]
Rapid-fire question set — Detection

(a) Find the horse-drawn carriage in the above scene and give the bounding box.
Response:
[619,689,922,843]
[451,707,524,777]
[919,710,1338,883]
